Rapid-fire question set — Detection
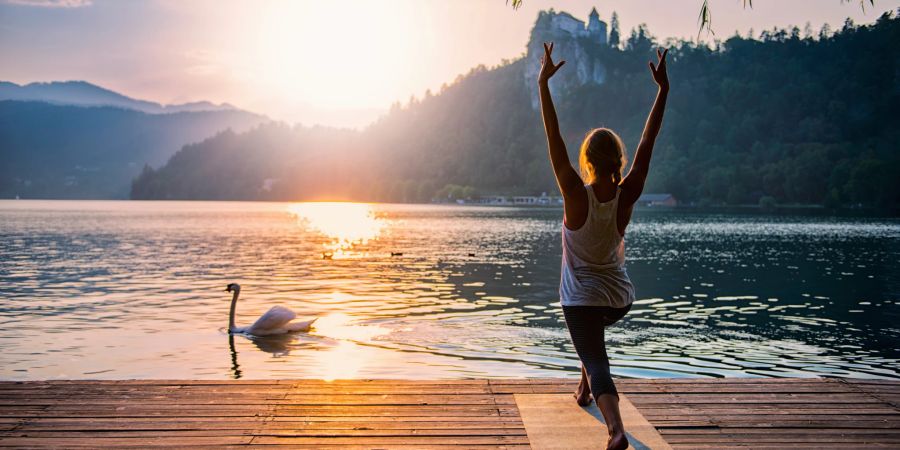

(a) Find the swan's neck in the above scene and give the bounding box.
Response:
[228,289,240,332]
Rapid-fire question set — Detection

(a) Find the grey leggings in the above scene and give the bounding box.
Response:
[562,304,632,397]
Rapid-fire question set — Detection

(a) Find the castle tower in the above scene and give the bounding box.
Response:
[587,7,608,46]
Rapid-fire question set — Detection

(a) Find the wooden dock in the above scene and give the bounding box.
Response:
[1,378,898,448]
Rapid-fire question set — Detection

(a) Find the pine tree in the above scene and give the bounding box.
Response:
[609,12,621,47]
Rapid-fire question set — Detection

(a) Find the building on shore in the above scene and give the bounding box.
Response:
[637,193,677,207]
[468,192,563,206]
[451,193,676,207]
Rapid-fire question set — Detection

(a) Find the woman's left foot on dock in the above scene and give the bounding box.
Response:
[574,378,592,406]
[606,431,628,450]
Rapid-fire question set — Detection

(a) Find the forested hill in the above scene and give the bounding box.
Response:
[1,101,266,199]
[132,10,900,209]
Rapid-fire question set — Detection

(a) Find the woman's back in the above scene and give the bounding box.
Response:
[559,185,634,308]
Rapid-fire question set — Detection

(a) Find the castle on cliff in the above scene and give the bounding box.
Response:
[534,7,609,46]
[525,8,612,109]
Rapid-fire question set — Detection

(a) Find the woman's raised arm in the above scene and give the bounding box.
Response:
[621,48,669,206]
[538,43,583,201]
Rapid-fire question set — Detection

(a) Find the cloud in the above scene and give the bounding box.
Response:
[2,0,92,7]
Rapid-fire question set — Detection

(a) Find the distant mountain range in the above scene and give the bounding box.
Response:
[0,81,236,114]
[0,81,268,199]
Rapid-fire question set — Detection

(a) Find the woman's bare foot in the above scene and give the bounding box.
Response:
[606,431,628,450]
[595,393,628,450]
[574,377,592,406]
[574,364,592,406]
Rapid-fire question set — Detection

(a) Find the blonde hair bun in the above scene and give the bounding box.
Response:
[579,128,627,185]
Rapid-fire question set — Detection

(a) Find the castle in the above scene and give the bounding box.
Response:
[534,7,609,46]
[525,8,612,109]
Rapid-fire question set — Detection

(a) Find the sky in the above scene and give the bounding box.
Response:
[1,0,898,128]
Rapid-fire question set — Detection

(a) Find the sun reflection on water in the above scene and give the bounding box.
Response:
[287,202,384,255]
[310,312,389,381]
[313,312,389,342]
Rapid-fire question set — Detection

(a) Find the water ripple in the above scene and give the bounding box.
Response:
[0,201,898,380]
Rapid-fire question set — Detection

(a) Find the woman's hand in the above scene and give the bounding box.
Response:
[538,42,565,85]
[649,48,669,91]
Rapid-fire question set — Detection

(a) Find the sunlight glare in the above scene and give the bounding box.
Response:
[310,312,389,381]
[288,202,385,254]
[253,0,418,109]
[313,312,388,342]
[318,340,367,382]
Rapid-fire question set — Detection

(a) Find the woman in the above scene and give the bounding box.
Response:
[538,42,669,450]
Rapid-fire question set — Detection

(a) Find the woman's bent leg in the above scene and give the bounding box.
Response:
[562,306,619,396]
[562,306,628,449]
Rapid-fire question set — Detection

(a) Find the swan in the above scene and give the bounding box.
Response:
[226,283,317,336]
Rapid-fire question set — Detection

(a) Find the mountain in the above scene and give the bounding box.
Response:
[0,81,237,114]
[0,91,267,199]
[133,9,900,209]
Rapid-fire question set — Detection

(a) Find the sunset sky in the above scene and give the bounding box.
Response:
[2,0,898,128]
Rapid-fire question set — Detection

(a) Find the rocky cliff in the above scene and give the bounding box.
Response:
[523,9,610,109]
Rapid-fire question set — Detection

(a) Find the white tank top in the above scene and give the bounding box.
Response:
[559,185,635,307]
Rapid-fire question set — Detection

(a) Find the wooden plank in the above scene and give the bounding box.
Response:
[660,428,900,435]
[269,415,524,423]
[1,428,528,438]
[0,394,516,406]
[672,445,900,449]
[662,436,900,443]
[0,436,254,446]
[649,418,900,428]
[623,378,851,384]
[248,435,531,445]
[618,385,868,394]
[624,393,885,404]
[10,417,523,428]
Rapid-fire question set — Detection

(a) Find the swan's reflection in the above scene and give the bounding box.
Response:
[246,333,295,355]
[228,332,298,379]
[228,334,242,379]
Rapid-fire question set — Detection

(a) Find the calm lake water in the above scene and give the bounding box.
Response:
[1,200,898,380]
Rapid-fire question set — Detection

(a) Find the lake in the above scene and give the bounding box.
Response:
[1,200,898,380]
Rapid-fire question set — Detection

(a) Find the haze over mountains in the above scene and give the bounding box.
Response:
[0,81,237,114]
[0,81,267,199]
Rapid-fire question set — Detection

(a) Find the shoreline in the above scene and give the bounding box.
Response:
[2,197,897,218]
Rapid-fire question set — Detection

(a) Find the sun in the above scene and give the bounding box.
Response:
[252,0,417,110]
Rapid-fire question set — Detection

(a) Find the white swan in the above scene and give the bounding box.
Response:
[226,283,317,336]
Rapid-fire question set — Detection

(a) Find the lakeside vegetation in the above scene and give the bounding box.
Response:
[130,10,900,212]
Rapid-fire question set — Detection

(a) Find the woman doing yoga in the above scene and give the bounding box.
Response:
[538,42,669,450]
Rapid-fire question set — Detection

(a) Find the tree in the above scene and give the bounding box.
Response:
[609,12,621,47]
[803,22,814,39]
[626,24,654,53]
